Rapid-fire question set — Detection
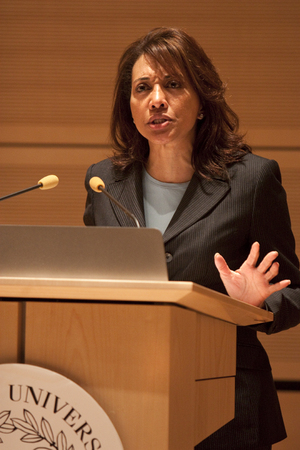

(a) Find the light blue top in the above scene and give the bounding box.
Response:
[142,169,190,234]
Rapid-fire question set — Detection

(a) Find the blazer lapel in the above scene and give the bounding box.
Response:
[105,166,230,237]
[106,168,146,228]
[163,174,230,243]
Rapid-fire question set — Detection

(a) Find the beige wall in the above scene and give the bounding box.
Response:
[0,1,299,448]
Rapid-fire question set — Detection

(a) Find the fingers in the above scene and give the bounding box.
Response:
[264,262,279,282]
[245,241,260,267]
[214,253,232,277]
[246,242,280,279]
[257,250,279,274]
[215,244,284,284]
[268,279,291,294]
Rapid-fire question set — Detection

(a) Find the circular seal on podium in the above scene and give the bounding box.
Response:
[0,364,124,450]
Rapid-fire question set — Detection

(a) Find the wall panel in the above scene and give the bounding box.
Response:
[0,0,299,143]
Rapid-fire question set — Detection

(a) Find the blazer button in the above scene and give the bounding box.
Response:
[165,252,173,263]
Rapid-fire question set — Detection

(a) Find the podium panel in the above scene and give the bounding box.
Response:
[0,300,20,363]
[195,377,235,444]
[195,314,236,380]
[24,300,236,450]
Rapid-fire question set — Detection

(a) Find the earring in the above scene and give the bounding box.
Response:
[198,113,204,120]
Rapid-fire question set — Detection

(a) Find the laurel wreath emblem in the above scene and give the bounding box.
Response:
[0,409,75,449]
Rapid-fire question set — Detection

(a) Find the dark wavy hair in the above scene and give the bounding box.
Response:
[110,27,251,179]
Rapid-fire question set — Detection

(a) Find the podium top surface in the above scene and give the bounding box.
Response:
[0,277,273,327]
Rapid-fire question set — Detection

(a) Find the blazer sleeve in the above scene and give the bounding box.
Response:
[250,159,300,334]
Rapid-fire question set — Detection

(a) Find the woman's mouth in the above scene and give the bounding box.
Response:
[148,116,172,128]
[152,119,167,124]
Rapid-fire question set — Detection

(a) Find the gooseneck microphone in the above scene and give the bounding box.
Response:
[89,176,140,228]
[0,175,59,202]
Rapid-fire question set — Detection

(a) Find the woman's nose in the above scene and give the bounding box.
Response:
[149,85,167,109]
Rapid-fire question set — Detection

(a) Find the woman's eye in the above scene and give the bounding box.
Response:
[135,84,149,93]
[168,80,181,89]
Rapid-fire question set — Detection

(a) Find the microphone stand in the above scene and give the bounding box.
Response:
[0,175,59,202]
[97,185,141,228]
[0,184,42,202]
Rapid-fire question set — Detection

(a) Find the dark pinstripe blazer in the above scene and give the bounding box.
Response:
[84,153,300,448]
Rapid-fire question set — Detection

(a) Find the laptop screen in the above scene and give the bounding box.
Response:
[0,225,168,282]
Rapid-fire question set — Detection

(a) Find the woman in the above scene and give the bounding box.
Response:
[84,27,300,449]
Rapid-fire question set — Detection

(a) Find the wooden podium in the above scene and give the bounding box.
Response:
[0,277,272,450]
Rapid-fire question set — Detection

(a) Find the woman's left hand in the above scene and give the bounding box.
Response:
[214,241,291,308]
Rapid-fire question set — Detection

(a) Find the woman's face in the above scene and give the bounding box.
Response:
[130,54,201,149]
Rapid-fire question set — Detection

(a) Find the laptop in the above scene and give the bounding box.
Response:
[0,225,168,282]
